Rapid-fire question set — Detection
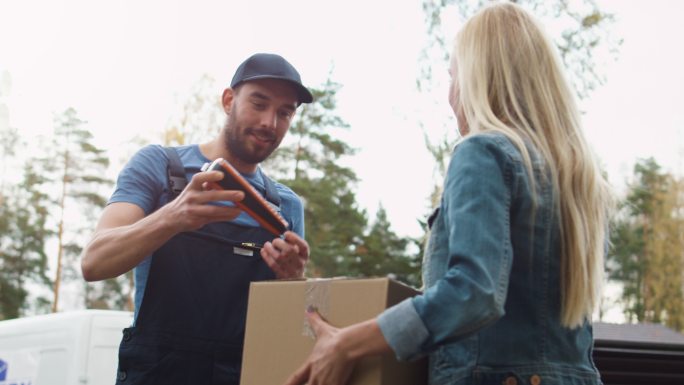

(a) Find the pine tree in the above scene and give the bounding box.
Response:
[0,162,53,319]
[609,158,684,330]
[36,108,128,312]
[162,75,421,282]
[263,79,369,277]
[354,206,423,288]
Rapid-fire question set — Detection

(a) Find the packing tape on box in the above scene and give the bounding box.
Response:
[303,279,331,339]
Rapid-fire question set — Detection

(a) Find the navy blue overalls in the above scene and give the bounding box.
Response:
[115,149,281,385]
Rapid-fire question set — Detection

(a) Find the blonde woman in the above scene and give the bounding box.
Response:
[285,3,612,385]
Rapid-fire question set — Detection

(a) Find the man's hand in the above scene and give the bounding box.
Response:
[82,170,245,281]
[260,231,309,279]
[162,170,245,232]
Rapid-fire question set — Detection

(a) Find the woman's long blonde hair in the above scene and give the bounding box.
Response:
[453,2,613,328]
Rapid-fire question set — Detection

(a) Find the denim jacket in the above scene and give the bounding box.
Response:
[377,133,601,385]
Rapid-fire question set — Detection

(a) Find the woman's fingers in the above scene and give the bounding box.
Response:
[283,362,311,385]
[306,308,330,339]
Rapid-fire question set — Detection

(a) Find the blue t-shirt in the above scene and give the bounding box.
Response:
[108,144,305,319]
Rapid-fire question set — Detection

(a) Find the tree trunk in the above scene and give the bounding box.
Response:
[52,150,69,312]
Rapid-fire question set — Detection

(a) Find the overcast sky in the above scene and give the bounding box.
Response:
[1,0,683,242]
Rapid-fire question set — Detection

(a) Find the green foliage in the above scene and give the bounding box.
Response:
[34,108,130,311]
[0,71,52,319]
[354,207,423,288]
[264,80,421,286]
[85,271,134,311]
[608,158,684,330]
[0,163,52,320]
[290,174,369,278]
[264,80,367,277]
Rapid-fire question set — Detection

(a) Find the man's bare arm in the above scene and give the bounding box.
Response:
[81,170,244,281]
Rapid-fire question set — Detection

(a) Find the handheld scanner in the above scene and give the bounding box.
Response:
[202,158,288,237]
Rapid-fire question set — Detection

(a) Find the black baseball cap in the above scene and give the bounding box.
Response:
[230,53,313,104]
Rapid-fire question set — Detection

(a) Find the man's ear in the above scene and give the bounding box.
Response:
[222,88,235,114]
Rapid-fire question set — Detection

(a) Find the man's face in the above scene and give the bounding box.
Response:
[222,78,298,165]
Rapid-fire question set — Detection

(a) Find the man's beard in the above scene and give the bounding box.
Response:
[223,114,280,165]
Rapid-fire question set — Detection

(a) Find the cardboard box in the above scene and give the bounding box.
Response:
[240,277,428,385]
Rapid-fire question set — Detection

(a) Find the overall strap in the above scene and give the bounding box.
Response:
[163,146,188,199]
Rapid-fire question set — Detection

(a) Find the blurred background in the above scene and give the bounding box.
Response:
[1,0,683,334]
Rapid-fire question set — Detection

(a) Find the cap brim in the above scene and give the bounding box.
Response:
[234,75,313,104]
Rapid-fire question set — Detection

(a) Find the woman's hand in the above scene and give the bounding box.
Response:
[284,309,392,385]
[285,309,357,385]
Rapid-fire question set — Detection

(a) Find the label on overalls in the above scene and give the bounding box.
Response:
[233,247,254,257]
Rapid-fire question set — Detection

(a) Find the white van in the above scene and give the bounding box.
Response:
[0,310,133,385]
